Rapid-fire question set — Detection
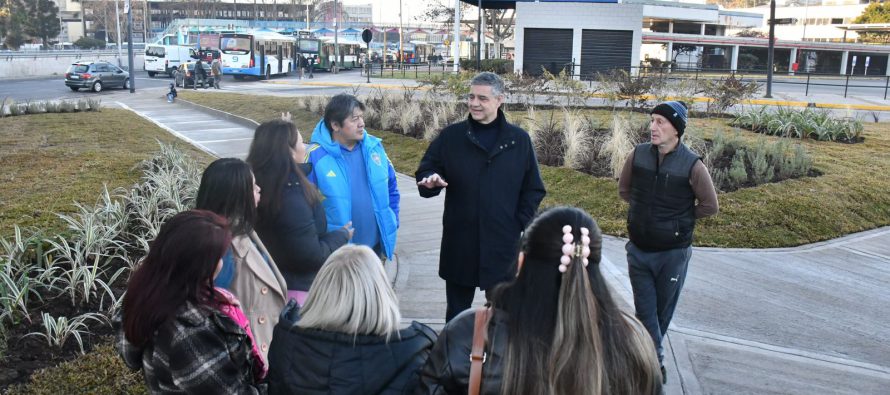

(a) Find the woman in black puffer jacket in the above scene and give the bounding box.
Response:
[268,245,437,395]
[247,119,352,306]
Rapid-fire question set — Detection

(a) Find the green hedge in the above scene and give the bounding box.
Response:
[459,59,514,74]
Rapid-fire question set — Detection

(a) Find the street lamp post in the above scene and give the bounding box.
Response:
[126,0,134,92]
[453,0,460,72]
[477,0,482,70]
[765,0,775,98]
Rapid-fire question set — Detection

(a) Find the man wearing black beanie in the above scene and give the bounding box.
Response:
[617,101,719,383]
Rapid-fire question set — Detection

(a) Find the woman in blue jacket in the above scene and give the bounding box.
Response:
[247,119,352,306]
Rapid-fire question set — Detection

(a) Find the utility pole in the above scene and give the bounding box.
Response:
[126,0,135,92]
[115,0,123,65]
[453,0,460,72]
[765,0,775,98]
[398,0,403,69]
[334,0,339,73]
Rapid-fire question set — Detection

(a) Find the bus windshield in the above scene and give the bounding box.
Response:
[298,39,319,52]
[220,36,251,54]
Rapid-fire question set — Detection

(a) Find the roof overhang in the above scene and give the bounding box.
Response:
[458,0,619,10]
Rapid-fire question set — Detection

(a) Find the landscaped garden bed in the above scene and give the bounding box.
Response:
[0,109,212,393]
[179,90,890,249]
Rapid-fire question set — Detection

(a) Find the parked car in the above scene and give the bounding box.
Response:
[173,61,214,88]
[64,61,130,92]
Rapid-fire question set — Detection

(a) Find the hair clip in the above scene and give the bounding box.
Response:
[559,225,592,273]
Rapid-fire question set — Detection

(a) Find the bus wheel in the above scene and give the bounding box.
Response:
[265,65,271,80]
[233,75,244,80]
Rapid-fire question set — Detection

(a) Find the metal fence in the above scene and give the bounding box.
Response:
[559,63,890,99]
[364,61,462,79]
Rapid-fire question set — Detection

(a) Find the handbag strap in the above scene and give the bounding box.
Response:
[469,306,491,395]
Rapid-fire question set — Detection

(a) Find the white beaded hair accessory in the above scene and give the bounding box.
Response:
[559,225,592,273]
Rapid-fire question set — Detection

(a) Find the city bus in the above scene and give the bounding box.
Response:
[296,37,320,65]
[317,37,363,71]
[219,30,295,79]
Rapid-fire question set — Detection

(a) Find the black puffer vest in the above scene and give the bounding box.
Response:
[628,142,700,252]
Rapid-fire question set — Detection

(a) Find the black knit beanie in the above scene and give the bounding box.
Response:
[650,101,688,138]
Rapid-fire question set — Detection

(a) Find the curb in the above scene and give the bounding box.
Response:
[175,97,260,129]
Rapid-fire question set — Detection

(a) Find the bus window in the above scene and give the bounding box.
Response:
[220,37,250,54]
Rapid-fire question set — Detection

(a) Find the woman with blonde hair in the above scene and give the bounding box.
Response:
[417,206,662,395]
[267,245,437,394]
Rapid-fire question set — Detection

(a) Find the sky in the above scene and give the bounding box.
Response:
[340,0,448,25]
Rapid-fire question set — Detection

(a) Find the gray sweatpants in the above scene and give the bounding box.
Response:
[626,241,692,365]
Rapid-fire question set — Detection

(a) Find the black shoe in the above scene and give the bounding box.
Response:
[661,365,667,384]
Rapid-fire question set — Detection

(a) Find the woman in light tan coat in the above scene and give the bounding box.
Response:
[197,158,289,362]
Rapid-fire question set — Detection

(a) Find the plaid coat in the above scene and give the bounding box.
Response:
[118,301,266,394]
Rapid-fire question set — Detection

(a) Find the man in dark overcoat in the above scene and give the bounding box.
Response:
[416,72,546,322]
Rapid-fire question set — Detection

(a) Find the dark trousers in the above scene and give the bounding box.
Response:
[445,282,491,322]
[626,241,692,365]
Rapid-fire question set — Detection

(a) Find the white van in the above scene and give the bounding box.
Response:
[144,45,196,77]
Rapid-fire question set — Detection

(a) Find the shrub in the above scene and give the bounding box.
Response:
[706,131,814,191]
[460,58,514,74]
[596,69,660,111]
[561,109,594,171]
[543,68,591,107]
[5,341,147,395]
[700,74,760,114]
[732,107,863,143]
[73,37,107,50]
[503,72,550,110]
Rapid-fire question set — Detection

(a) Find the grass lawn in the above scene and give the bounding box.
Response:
[0,109,214,393]
[0,109,213,236]
[178,91,890,248]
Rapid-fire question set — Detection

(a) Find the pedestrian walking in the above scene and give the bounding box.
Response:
[194,59,208,90]
[618,100,719,383]
[416,72,546,322]
[307,94,400,263]
[416,207,663,394]
[297,54,305,80]
[211,56,222,89]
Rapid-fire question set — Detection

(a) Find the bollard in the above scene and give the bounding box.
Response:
[885,76,889,100]
[805,73,811,96]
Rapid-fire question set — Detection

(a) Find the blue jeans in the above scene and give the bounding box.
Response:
[626,241,692,364]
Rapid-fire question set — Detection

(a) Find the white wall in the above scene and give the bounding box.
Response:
[515,2,644,76]
[0,53,145,79]
[729,4,867,41]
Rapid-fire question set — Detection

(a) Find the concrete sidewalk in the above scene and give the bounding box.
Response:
[114,88,890,394]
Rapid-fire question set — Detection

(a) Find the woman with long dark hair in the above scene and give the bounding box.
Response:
[417,207,662,395]
[247,119,352,305]
[118,210,265,393]
[196,157,288,361]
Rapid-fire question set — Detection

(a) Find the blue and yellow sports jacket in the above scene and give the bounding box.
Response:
[307,119,400,260]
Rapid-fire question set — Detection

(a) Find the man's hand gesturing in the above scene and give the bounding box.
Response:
[417,173,448,189]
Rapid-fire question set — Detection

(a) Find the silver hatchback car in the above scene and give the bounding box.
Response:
[64,61,131,92]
